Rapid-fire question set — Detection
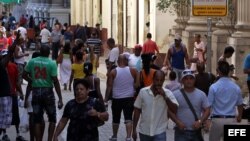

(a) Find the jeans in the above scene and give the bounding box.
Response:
[174,128,202,141]
[139,132,166,141]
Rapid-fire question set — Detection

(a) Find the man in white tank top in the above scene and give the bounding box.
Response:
[104,54,138,141]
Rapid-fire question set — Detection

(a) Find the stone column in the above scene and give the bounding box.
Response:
[182,13,210,58]
[228,0,250,95]
[172,1,190,36]
[211,1,236,74]
[117,0,123,46]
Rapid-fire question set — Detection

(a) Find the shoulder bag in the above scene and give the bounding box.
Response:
[180,89,204,141]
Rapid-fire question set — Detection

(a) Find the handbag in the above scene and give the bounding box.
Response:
[180,89,204,141]
[56,51,63,64]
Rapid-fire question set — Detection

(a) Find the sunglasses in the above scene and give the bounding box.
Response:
[182,70,194,75]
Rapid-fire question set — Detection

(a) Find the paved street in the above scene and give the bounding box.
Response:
[5,52,210,141]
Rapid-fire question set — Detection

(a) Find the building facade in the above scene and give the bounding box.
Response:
[26,0,70,25]
[71,0,176,52]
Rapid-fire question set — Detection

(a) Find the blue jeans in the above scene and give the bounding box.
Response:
[174,128,203,141]
[139,132,166,141]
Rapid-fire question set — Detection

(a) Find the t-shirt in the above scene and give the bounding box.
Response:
[40,28,51,43]
[17,26,27,40]
[108,47,119,65]
[173,88,210,130]
[25,56,57,88]
[62,98,105,141]
[244,54,250,81]
[72,63,85,79]
[142,39,159,54]
[86,38,102,55]
[0,37,7,51]
[128,54,142,72]
[7,62,18,96]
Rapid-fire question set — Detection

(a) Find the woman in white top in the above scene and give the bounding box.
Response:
[14,37,29,85]
[191,34,206,71]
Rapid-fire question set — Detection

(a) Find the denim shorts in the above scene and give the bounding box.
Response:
[32,88,56,124]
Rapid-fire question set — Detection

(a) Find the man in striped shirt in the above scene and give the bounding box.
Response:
[86,32,102,56]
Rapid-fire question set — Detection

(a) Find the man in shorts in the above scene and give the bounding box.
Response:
[23,45,63,141]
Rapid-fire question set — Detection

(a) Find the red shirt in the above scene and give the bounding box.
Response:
[142,39,159,54]
[7,62,18,96]
[0,37,7,51]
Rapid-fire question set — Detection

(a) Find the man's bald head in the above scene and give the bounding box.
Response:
[117,54,128,66]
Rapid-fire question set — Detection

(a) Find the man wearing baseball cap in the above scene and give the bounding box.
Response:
[169,69,210,141]
[163,33,190,82]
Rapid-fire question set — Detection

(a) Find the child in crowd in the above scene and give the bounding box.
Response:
[165,71,181,92]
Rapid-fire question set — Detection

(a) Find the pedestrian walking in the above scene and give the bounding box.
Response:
[163,33,190,82]
[195,62,216,96]
[57,40,72,90]
[53,79,109,141]
[104,54,138,141]
[84,62,104,103]
[51,23,63,60]
[128,44,142,72]
[165,71,181,92]
[208,61,244,141]
[24,51,41,141]
[69,51,85,91]
[142,33,159,56]
[106,38,119,74]
[190,34,206,72]
[169,69,210,141]
[133,70,178,141]
[218,46,238,81]
[23,45,63,141]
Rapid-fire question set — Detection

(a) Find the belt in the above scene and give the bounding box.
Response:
[212,115,235,118]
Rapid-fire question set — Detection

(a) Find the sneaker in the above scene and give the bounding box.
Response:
[16,136,27,141]
[2,135,10,141]
[109,136,117,141]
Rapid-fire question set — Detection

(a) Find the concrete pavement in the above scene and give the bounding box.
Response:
[5,54,210,141]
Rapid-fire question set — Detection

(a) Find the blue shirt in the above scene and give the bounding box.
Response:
[208,77,243,116]
[170,43,186,70]
[243,54,250,81]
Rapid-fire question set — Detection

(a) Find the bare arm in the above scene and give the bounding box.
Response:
[236,104,243,122]
[95,78,104,104]
[69,69,74,91]
[163,49,171,69]
[184,47,190,68]
[104,70,115,102]
[53,117,69,141]
[52,76,63,109]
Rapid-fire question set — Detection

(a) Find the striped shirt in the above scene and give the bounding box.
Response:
[86,38,102,55]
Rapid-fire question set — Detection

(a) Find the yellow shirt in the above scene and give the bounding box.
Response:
[72,63,85,79]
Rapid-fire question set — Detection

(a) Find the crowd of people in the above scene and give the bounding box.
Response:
[0,12,250,141]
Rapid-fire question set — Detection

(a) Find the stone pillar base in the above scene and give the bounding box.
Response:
[228,37,250,96]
